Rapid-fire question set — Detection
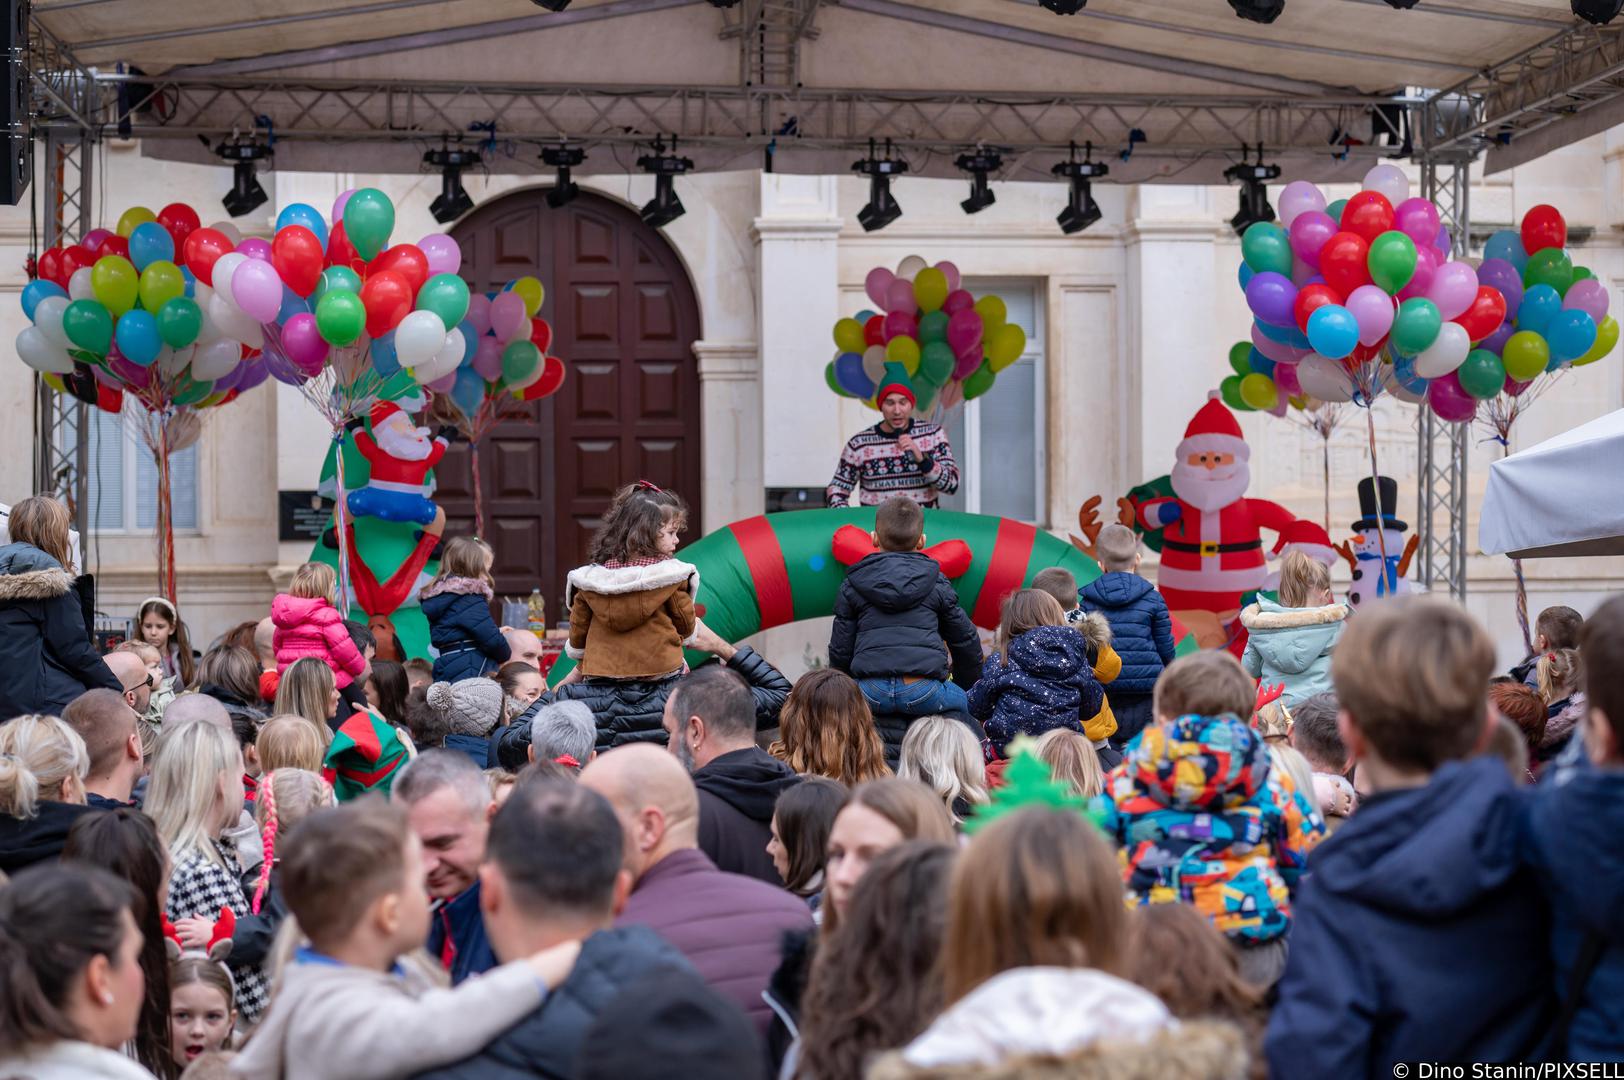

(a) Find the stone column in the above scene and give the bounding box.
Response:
[693,341,763,529]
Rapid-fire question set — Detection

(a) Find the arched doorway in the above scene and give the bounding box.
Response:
[437,190,703,617]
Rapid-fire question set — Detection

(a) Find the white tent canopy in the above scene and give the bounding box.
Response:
[1480,409,1624,560]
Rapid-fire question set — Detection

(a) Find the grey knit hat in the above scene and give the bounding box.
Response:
[426,678,505,738]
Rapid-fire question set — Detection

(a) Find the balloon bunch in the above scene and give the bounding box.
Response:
[825,255,1027,415]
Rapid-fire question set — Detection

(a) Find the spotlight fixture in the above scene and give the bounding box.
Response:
[423,146,482,224]
[637,139,693,228]
[1038,0,1087,12]
[1573,0,1623,24]
[542,144,586,209]
[852,139,907,232]
[955,151,1001,215]
[530,0,571,10]
[1381,0,1420,7]
[1224,145,1282,237]
[1228,0,1285,22]
[706,0,743,6]
[215,141,272,218]
[1051,142,1107,235]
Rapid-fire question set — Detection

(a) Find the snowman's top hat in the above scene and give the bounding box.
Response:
[1352,475,1407,534]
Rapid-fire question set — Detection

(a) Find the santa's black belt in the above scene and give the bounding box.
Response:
[1162,539,1263,556]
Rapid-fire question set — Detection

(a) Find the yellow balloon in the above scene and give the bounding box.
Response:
[1574,314,1619,367]
[116,206,156,239]
[511,276,545,318]
[200,391,231,408]
[90,254,139,316]
[41,373,66,394]
[974,295,1007,333]
[987,323,1026,372]
[138,260,185,313]
[1239,372,1278,411]
[886,336,921,374]
[913,268,949,314]
[833,318,866,355]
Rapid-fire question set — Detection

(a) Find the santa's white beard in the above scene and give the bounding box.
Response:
[1171,461,1250,513]
[375,417,434,462]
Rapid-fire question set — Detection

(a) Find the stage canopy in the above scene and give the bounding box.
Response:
[1480,409,1624,560]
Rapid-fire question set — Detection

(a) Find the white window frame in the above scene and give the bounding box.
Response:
[81,409,203,537]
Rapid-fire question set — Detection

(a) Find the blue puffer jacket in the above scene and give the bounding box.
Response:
[420,577,510,683]
[967,625,1103,755]
[1526,760,1624,1062]
[1077,572,1175,695]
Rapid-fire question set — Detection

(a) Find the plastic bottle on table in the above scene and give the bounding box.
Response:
[527,587,546,633]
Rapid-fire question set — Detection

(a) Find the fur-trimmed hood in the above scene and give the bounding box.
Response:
[1239,598,1349,630]
[0,542,72,602]
[565,559,698,608]
[420,575,494,601]
[1075,610,1112,650]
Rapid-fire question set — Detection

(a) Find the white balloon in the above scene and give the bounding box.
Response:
[211,253,247,310]
[1363,163,1410,207]
[33,295,71,348]
[159,346,191,378]
[16,326,74,374]
[1415,321,1469,378]
[395,310,448,371]
[1296,353,1354,403]
[895,255,927,282]
[68,267,95,302]
[209,221,242,246]
[431,328,465,377]
[190,338,241,380]
[208,292,262,349]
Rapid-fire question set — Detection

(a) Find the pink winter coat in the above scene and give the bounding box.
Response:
[271,594,367,688]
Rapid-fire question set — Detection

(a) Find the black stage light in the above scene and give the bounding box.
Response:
[1229,0,1286,23]
[424,146,482,224]
[1051,144,1108,235]
[1381,0,1420,7]
[542,144,586,208]
[956,151,1001,215]
[706,0,743,6]
[1573,0,1624,24]
[531,0,571,10]
[215,141,272,217]
[853,140,907,232]
[1224,151,1282,236]
[1038,0,1087,12]
[638,143,693,228]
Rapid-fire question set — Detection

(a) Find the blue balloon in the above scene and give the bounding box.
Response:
[1254,319,1312,350]
[833,351,875,399]
[457,320,478,364]
[371,330,400,377]
[181,266,196,299]
[451,366,485,417]
[276,286,310,325]
[1545,308,1598,362]
[275,203,329,250]
[855,309,877,323]
[127,222,175,273]
[1392,353,1428,394]
[1307,304,1359,361]
[114,310,162,366]
[1516,284,1563,337]
[21,278,67,321]
[1237,263,1256,291]
[1246,349,1276,380]
[1484,229,1528,272]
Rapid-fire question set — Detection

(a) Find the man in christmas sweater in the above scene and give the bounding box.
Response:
[348,400,450,527]
[1124,391,1296,654]
[827,363,960,508]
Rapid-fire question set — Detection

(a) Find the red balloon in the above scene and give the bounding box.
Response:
[1453,285,1508,343]
[96,383,124,414]
[1341,191,1395,246]
[360,270,414,338]
[1520,204,1566,256]
[61,244,97,279]
[1320,231,1372,297]
[366,244,430,296]
[99,235,129,259]
[863,314,885,347]
[325,221,364,273]
[36,247,66,287]
[521,355,566,401]
[1350,342,1384,364]
[272,225,324,297]
[1293,283,1342,334]
[183,227,234,286]
[528,317,552,355]
[156,203,201,252]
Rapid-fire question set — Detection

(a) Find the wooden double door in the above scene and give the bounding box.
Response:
[435,190,703,618]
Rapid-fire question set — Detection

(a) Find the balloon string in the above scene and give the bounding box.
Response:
[471,439,485,540]
[333,428,353,616]
[1322,434,1331,535]
[1364,406,1391,584]
[158,414,176,604]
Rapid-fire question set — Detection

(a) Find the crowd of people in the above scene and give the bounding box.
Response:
[0,483,1618,1079]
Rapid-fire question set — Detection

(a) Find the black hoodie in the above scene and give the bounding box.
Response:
[827,551,982,687]
[693,747,801,885]
[0,800,102,875]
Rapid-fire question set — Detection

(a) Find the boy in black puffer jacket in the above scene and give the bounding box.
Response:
[827,498,983,759]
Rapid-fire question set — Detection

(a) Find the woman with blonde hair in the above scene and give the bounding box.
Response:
[1034,727,1107,801]
[147,720,270,1023]
[0,714,93,874]
[255,715,330,773]
[772,669,892,786]
[897,715,988,825]
[0,494,119,718]
[273,656,340,731]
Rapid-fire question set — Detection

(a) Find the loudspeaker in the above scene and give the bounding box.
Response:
[1,1,30,206]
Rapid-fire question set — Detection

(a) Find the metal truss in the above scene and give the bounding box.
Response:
[722,0,823,90]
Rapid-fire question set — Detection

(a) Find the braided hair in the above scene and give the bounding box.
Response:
[251,769,333,914]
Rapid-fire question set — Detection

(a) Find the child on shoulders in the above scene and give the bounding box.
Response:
[968,590,1104,759]
[1241,551,1348,707]
[272,563,368,690]
[1510,604,1583,686]
[1078,524,1177,751]
[421,537,511,684]
[1033,566,1122,765]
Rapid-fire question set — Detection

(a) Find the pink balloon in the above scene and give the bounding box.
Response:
[418,234,462,277]
[952,349,982,380]
[333,188,357,223]
[882,311,918,342]
[236,237,273,262]
[1397,245,1440,302]
[81,229,114,253]
[280,312,329,375]
[1289,211,1337,269]
[1504,375,1532,398]
[108,352,152,388]
[489,292,528,342]
[942,289,974,315]
[1563,277,1610,322]
[1427,261,1479,321]
[1273,362,1302,396]
[1291,257,1317,287]
[946,308,983,353]
[1427,371,1478,423]
[1251,323,1309,365]
[1277,180,1327,228]
[864,267,895,310]
[1346,284,1396,347]
[1393,198,1441,249]
[428,369,458,394]
[935,261,961,292]
[472,336,503,381]
[465,294,492,338]
[229,257,284,324]
[884,278,917,315]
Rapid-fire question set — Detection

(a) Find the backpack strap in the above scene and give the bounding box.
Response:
[1548,928,1609,1062]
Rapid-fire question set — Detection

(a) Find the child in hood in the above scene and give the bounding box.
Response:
[420,537,511,684]
[968,590,1104,758]
[1033,566,1122,761]
[271,562,368,689]
[1078,524,1177,750]
[1241,551,1349,707]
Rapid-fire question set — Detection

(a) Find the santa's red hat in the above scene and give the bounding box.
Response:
[1272,519,1337,565]
[370,400,403,429]
[1176,390,1249,462]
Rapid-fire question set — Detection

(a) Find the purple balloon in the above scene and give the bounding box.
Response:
[418,234,463,277]
[1427,370,1478,423]
[108,353,152,388]
[1563,277,1610,323]
[1251,323,1309,365]
[1398,245,1440,302]
[427,369,458,393]
[1288,211,1337,269]
[471,336,503,381]
[1346,284,1396,347]
[1476,258,1525,318]
[1245,271,1298,328]
[465,293,492,338]
[234,359,270,393]
[1481,321,1515,357]
[1433,225,1453,256]
[236,237,273,262]
[279,312,329,375]
[333,188,357,223]
[1393,198,1441,248]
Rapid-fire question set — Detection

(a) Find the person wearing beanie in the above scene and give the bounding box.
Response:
[826,362,960,508]
[428,678,507,768]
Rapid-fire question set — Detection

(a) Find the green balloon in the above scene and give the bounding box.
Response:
[62,299,113,355]
[156,297,203,349]
[315,289,366,346]
[1326,198,1348,224]
[416,273,471,331]
[1523,248,1574,295]
[1572,266,1594,283]
[913,380,938,413]
[501,339,541,385]
[962,360,996,401]
[1501,330,1550,381]
[318,266,362,298]
[172,375,214,406]
[1241,222,1293,277]
[1457,348,1506,400]
[1367,231,1418,295]
[342,188,395,262]
[919,341,955,386]
[1228,341,1253,377]
[825,361,850,397]
[1391,297,1443,355]
[1219,373,1251,411]
[917,310,949,344]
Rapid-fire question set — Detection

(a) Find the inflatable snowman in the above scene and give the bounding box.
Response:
[1336,476,1419,609]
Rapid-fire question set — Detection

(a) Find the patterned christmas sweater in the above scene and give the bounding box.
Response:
[826,419,960,507]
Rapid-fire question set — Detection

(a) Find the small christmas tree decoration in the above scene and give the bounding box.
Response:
[965,738,1106,835]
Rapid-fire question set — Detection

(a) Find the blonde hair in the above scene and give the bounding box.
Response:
[147,719,243,866]
[485,768,519,806]
[433,537,495,585]
[1537,648,1581,705]
[897,715,988,824]
[252,768,334,913]
[274,658,336,729]
[1278,550,1332,609]
[256,715,330,773]
[1034,729,1105,800]
[771,669,892,786]
[993,589,1067,658]
[1254,700,1293,742]
[288,563,338,606]
[116,639,161,666]
[1155,650,1255,721]
[0,715,89,818]
[1096,523,1139,573]
[8,495,74,571]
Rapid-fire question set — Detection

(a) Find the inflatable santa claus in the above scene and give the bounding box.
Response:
[1124,391,1296,653]
[348,401,450,527]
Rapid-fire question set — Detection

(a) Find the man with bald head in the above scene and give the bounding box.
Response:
[503,628,544,670]
[102,649,154,719]
[579,744,812,1034]
[162,691,232,732]
[62,688,142,809]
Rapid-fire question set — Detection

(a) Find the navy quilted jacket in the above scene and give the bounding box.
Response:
[1077,571,1176,695]
[967,626,1103,755]
[421,579,510,683]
